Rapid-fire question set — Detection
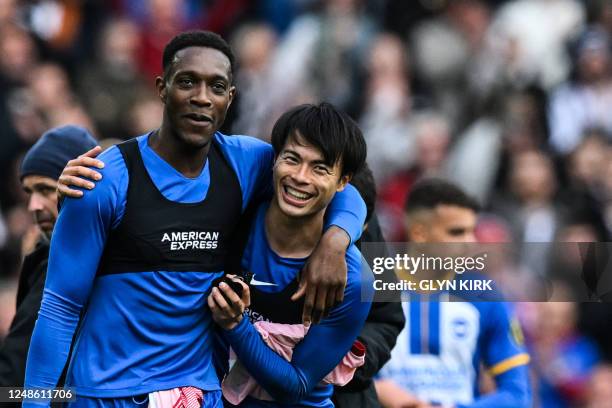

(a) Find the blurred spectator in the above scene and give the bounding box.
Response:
[585,363,612,408]
[548,27,612,154]
[411,0,494,129]
[0,24,38,88]
[230,23,278,139]
[131,0,204,79]
[0,281,17,338]
[568,130,610,196]
[528,289,600,408]
[77,18,147,140]
[27,62,95,131]
[445,116,503,204]
[549,212,609,301]
[125,91,163,137]
[488,0,585,90]
[0,0,17,26]
[602,148,612,235]
[360,33,416,186]
[376,111,453,241]
[269,0,377,116]
[25,0,83,52]
[491,150,564,276]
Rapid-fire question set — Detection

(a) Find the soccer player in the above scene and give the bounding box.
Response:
[208,102,374,407]
[24,32,365,407]
[375,179,531,408]
[0,126,97,387]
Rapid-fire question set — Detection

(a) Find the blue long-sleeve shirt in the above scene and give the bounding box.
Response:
[223,203,374,407]
[23,132,366,405]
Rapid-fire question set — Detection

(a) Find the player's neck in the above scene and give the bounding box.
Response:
[265,200,324,259]
[150,127,211,178]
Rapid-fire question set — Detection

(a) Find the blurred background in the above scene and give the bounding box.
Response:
[0,0,611,406]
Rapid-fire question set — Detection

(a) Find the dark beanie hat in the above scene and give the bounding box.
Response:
[20,125,98,181]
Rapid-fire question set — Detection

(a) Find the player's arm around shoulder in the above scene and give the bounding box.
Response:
[47,145,127,299]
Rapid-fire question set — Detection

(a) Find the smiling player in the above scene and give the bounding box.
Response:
[209,103,374,408]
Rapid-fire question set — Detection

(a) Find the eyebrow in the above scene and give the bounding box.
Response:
[174,70,229,82]
[26,182,56,191]
[283,149,332,167]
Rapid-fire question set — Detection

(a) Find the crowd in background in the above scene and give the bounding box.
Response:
[0,0,611,406]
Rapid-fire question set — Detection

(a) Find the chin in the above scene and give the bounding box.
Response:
[278,197,325,220]
[277,199,308,219]
[178,130,214,148]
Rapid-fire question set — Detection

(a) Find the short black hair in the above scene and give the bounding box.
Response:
[270,102,367,177]
[404,178,480,214]
[162,30,235,81]
[350,163,377,224]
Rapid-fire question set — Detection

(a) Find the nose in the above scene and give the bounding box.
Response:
[291,164,310,184]
[28,192,45,212]
[190,85,212,107]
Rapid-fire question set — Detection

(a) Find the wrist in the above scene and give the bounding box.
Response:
[323,226,350,251]
[223,313,245,332]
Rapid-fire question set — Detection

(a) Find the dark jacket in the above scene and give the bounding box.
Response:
[0,241,49,387]
[333,215,405,408]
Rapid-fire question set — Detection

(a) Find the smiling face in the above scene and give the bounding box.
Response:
[22,175,58,240]
[156,46,235,148]
[273,132,350,219]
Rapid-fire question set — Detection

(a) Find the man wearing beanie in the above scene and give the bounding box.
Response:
[0,125,97,388]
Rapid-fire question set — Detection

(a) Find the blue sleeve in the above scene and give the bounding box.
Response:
[23,149,126,406]
[324,184,366,245]
[459,303,531,408]
[224,257,373,404]
[218,134,366,242]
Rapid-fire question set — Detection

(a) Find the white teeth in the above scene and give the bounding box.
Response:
[285,186,311,200]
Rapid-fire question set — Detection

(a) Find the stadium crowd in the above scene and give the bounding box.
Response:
[0,0,611,407]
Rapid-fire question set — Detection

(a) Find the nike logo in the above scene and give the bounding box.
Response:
[249,274,278,287]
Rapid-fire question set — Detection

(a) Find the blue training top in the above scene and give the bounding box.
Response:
[223,203,374,407]
[23,132,366,404]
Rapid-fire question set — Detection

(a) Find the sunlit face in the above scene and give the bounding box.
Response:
[22,175,58,239]
[156,46,235,148]
[409,205,477,244]
[273,133,349,219]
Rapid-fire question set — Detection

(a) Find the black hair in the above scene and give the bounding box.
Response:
[350,163,377,224]
[270,102,367,177]
[162,30,235,81]
[404,178,480,214]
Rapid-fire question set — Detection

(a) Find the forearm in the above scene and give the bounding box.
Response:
[224,318,309,404]
[325,184,366,245]
[23,290,81,407]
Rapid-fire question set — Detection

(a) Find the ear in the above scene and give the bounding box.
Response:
[336,174,351,192]
[227,85,236,108]
[408,222,429,243]
[156,76,167,104]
